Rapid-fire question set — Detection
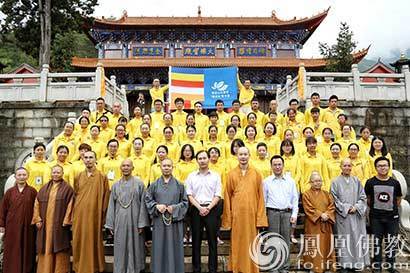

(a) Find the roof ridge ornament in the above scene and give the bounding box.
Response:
[198,6,201,17]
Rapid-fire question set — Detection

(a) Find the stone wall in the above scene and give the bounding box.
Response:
[0,101,88,194]
[340,101,410,183]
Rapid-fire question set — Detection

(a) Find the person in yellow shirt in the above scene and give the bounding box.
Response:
[70,143,92,185]
[280,140,300,183]
[74,116,91,144]
[225,139,245,171]
[265,100,285,127]
[149,145,168,184]
[24,143,50,191]
[266,112,284,140]
[86,125,107,160]
[243,125,258,160]
[284,108,304,143]
[263,122,281,158]
[228,115,244,140]
[193,101,209,142]
[98,115,115,144]
[298,137,330,193]
[98,139,124,189]
[334,114,356,141]
[307,107,328,140]
[253,142,271,179]
[304,93,323,125]
[178,114,198,143]
[215,100,229,129]
[322,95,344,134]
[140,123,156,162]
[237,74,254,115]
[246,112,263,140]
[208,111,225,144]
[150,99,166,142]
[158,126,180,163]
[90,97,110,124]
[228,99,246,127]
[174,144,198,183]
[127,105,143,139]
[149,78,168,108]
[347,143,371,185]
[52,121,78,162]
[223,125,239,159]
[287,99,305,124]
[338,125,358,158]
[114,124,132,158]
[180,125,203,153]
[368,136,393,177]
[358,126,372,159]
[250,98,266,128]
[294,127,314,156]
[128,137,151,186]
[317,128,334,160]
[328,143,342,182]
[108,102,125,130]
[171,97,188,130]
[203,125,225,160]
[48,145,74,186]
[74,107,91,131]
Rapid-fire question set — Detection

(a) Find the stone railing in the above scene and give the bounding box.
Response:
[0,63,129,117]
[277,64,410,112]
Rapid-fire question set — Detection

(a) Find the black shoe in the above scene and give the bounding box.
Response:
[372,270,381,273]
[388,270,400,273]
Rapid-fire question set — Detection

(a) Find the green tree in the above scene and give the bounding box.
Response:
[51,31,96,72]
[0,33,38,73]
[0,0,97,67]
[319,22,357,72]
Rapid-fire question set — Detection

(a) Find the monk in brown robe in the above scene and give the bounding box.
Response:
[32,165,74,273]
[302,171,336,273]
[222,146,268,273]
[72,151,110,273]
[0,167,37,273]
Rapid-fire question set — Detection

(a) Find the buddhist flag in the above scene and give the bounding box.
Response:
[169,66,237,109]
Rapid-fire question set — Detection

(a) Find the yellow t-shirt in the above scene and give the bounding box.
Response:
[127,117,143,139]
[237,76,254,107]
[52,133,78,162]
[115,137,132,159]
[24,158,50,191]
[98,155,124,189]
[128,154,151,186]
[47,160,74,186]
[149,85,169,106]
[174,160,198,183]
[252,157,271,179]
[86,138,107,160]
[298,152,330,193]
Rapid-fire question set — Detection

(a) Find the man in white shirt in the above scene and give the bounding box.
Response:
[186,150,222,273]
[263,155,299,273]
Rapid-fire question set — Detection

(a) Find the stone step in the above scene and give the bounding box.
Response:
[99,254,410,273]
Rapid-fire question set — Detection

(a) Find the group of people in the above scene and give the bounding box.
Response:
[0,77,404,273]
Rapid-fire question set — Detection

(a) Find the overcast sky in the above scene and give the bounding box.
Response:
[94,0,410,60]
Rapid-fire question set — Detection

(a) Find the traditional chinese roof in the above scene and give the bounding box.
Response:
[92,8,329,30]
[72,47,369,69]
[362,58,394,74]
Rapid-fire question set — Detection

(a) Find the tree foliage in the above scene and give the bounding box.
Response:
[0,0,97,70]
[319,22,357,72]
[51,31,96,72]
[0,34,38,73]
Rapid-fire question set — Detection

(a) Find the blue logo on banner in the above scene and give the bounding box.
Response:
[203,67,237,109]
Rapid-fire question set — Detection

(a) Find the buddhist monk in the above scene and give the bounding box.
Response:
[0,167,37,273]
[302,171,336,273]
[32,165,74,273]
[72,151,110,273]
[222,146,268,273]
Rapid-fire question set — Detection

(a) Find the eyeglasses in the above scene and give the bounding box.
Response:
[376,164,389,168]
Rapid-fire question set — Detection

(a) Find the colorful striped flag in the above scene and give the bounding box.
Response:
[169,66,237,109]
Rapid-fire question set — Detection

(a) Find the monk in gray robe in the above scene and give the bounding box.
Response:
[330,158,370,272]
[145,158,188,273]
[105,159,150,273]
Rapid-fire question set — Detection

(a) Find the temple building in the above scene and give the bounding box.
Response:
[72,7,368,109]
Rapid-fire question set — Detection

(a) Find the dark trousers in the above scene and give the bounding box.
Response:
[190,204,219,273]
[370,216,399,271]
